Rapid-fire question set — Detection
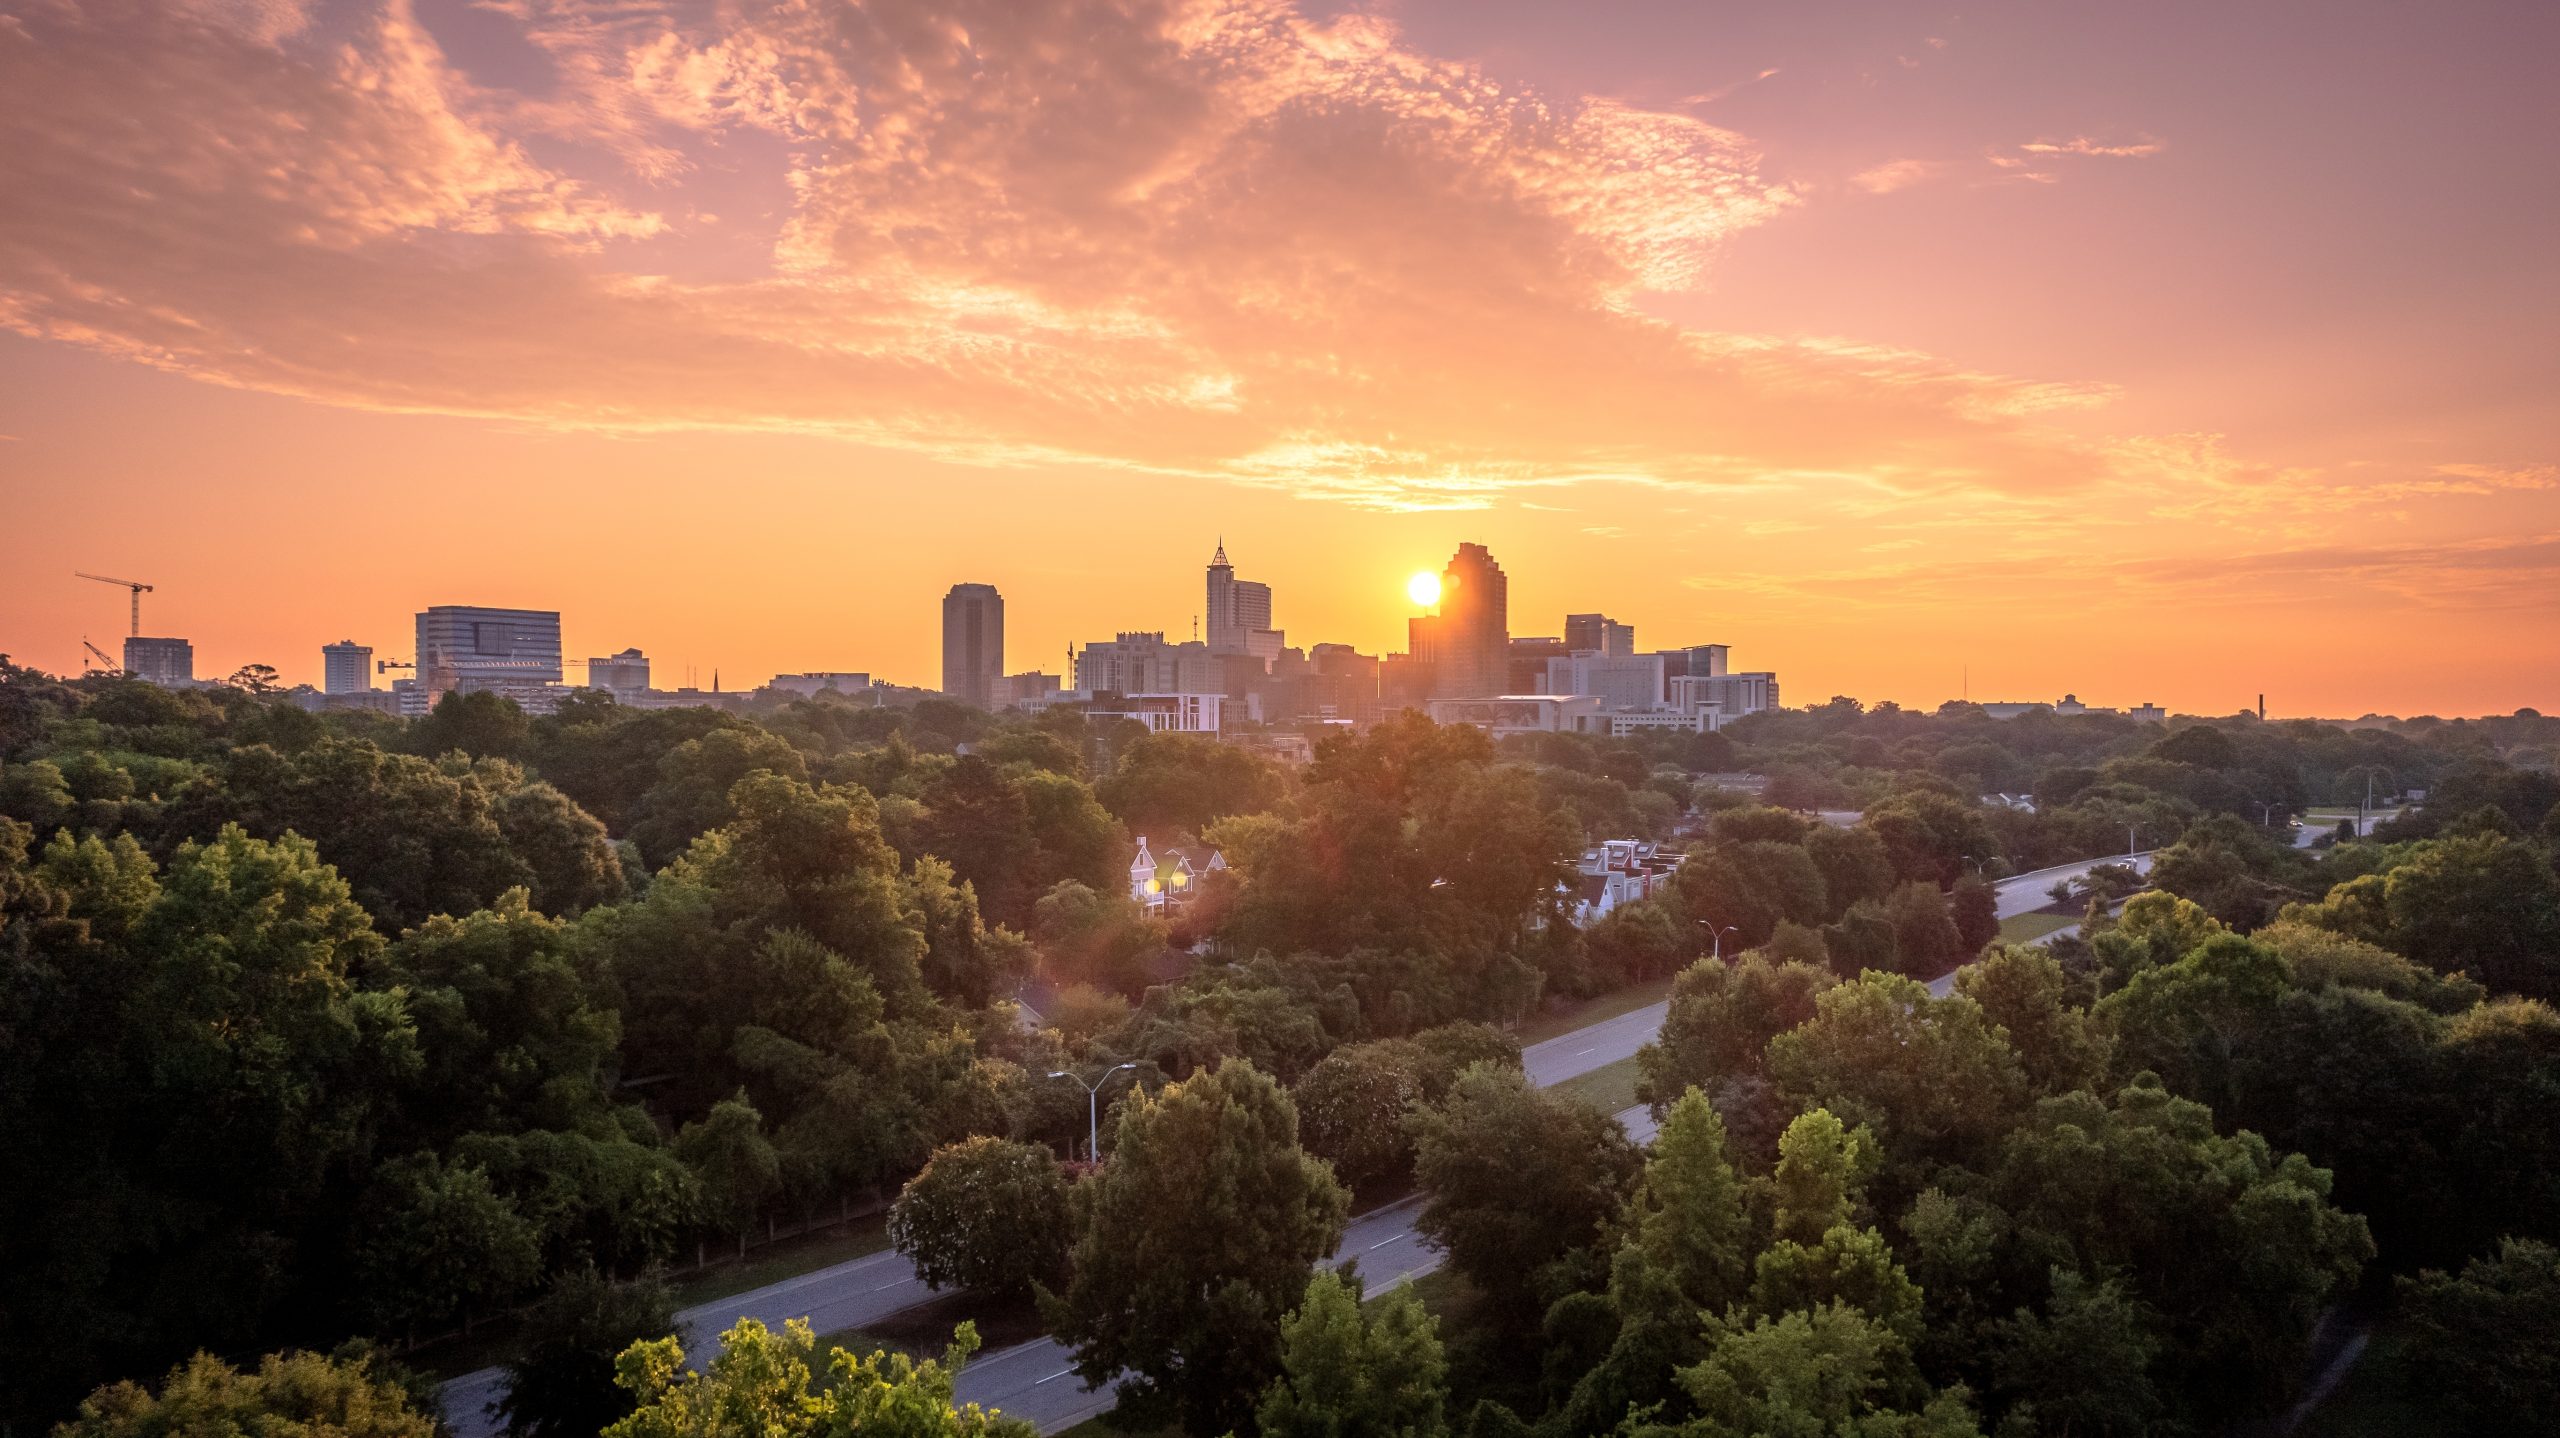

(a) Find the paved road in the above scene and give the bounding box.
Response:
[2293,811,2397,848]
[1992,851,2155,919]
[442,999,1670,1437]
[1522,1001,1672,1088]
[442,1245,942,1438]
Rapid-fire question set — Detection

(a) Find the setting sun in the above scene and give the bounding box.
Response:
[1406,571,1442,609]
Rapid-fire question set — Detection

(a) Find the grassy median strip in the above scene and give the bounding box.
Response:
[1995,911,2077,945]
[1549,1053,1643,1116]
[670,1214,894,1309]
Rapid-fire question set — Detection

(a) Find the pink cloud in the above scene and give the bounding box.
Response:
[0,0,2211,510]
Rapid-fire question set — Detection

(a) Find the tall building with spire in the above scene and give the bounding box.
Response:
[1411,542,1509,699]
[941,582,1004,708]
[1204,539,1281,666]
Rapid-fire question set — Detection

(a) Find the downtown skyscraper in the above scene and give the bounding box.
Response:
[941,582,1004,708]
[1412,542,1509,699]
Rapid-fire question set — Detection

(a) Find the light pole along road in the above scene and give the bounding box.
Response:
[438,994,1676,1438]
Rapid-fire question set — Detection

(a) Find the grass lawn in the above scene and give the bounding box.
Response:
[669,1213,892,1308]
[1550,1054,1643,1116]
[1515,974,1677,1046]
[1995,911,2077,945]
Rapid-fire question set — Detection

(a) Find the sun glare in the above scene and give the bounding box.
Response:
[1407,570,1442,608]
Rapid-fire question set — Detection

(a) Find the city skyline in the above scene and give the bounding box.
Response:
[0,533,2512,721]
[3,1,2557,715]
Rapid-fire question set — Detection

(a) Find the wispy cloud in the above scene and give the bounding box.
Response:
[2019,135,2167,159]
[1851,158,1944,194]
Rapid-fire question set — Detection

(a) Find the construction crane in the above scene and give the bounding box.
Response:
[81,639,122,674]
[74,572,154,637]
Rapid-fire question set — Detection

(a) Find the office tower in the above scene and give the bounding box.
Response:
[942,583,1005,708]
[588,648,651,694]
[1544,652,1668,711]
[1565,613,1635,656]
[123,636,194,687]
[416,606,565,712]
[1507,636,1567,693]
[323,640,373,694]
[1073,632,1223,695]
[1414,542,1508,699]
[1204,540,1281,664]
[1659,643,1730,680]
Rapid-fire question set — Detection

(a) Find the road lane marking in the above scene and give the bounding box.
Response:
[1036,1369,1074,1385]
[1367,1234,1402,1249]
[1574,1046,1595,1056]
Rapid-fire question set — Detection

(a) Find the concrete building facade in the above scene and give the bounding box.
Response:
[322,640,373,695]
[416,605,564,713]
[941,583,1004,708]
[123,637,194,688]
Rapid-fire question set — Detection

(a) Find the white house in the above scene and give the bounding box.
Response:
[1568,839,1682,925]
[1129,836,1228,908]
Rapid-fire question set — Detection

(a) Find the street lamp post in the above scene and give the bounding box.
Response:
[1701,921,1740,962]
[1048,1064,1138,1163]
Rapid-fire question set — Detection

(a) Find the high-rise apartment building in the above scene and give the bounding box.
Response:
[123,636,194,688]
[588,648,651,695]
[322,640,373,694]
[416,606,564,713]
[1564,613,1635,656]
[1411,542,1508,699]
[941,583,1004,708]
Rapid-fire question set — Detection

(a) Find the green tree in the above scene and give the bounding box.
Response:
[625,727,809,869]
[1656,1305,1985,1438]
[1554,1092,1754,1433]
[890,1138,1073,1297]
[498,1267,677,1438]
[1883,880,1965,978]
[607,1318,1031,1438]
[494,779,628,915]
[1952,945,2110,1095]
[1636,954,1834,1111]
[413,690,532,760]
[1293,1042,1429,1191]
[1985,1270,2165,1438]
[2378,835,2560,998]
[1042,1059,1348,1435]
[1805,826,1897,920]
[1098,732,1283,842]
[677,1094,781,1257]
[60,1349,438,1438]
[1255,1270,1450,1438]
[2397,1238,2560,1436]
[1769,1110,1879,1246]
[1408,1064,1641,1330]
[1949,875,1999,954]
[1864,791,2000,887]
[1767,973,2029,1185]
[1982,1079,2371,1415]
[351,1154,543,1337]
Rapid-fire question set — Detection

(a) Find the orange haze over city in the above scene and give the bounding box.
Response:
[2,0,2555,716]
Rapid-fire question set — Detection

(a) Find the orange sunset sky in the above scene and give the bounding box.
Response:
[2,0,2555,716]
